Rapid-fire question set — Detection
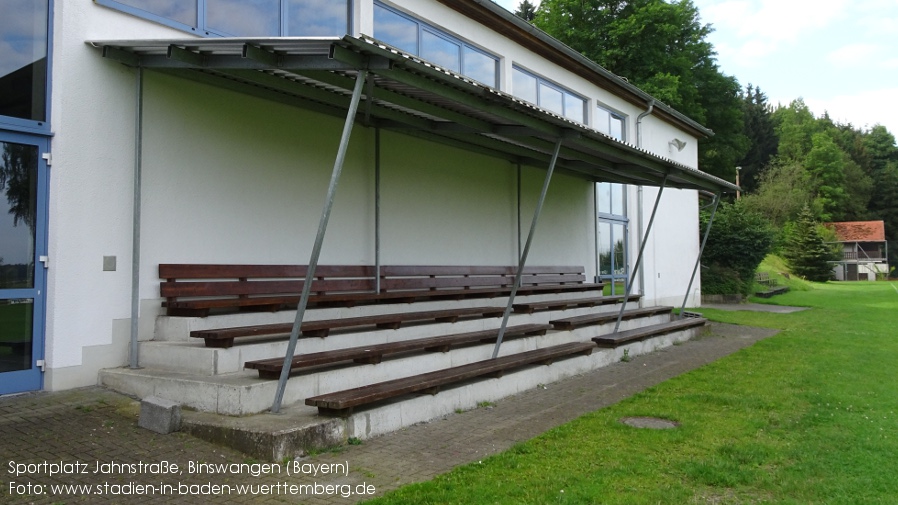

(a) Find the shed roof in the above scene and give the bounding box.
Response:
[89,35,737,193]
[827,221,886,242]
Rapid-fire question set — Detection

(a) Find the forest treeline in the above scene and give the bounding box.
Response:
[515,0,898,275]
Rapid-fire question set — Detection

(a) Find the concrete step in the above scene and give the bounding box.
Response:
[176,321,707,461]
[153,289,608,342]
[140,298,638,376]
[104,328,589,415]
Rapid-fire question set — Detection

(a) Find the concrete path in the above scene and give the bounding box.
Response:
[0,322,778,504]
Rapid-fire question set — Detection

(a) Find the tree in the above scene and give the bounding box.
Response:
[700,201,774,295]
[514,0,538,21]
[741,159,812,229]
[804,132,848,221]
[772,99,821,162]
[784,206,839,282]
[736,84,777,193]
[533,0,747,179]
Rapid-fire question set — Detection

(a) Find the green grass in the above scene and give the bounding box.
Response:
[365,282,898,504]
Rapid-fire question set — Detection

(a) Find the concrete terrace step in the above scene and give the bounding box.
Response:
[153,288,608,342]
[104,327,590,415]
[190,306,507,347]
[513,294,641,314]
[244,323,552,379]
[592,318,708,347]
[550,306,673,331]
[305,341,597,416]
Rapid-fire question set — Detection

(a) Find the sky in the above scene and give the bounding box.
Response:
[493,0,898,137]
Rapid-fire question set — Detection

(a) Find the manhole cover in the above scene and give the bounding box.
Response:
[620,417,679,429]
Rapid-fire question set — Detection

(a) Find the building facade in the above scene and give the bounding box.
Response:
[0,0,733,395]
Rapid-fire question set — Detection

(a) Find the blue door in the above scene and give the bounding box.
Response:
[0,132,48,394]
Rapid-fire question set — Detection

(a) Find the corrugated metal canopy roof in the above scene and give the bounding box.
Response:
[88,35,738,193]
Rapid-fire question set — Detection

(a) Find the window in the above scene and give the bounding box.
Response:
[597,182,628,295]
[512,66,585,123]
[373,2,499,88]
[96,0,351,37]
[596,105,625,141]
[0,0,50,132]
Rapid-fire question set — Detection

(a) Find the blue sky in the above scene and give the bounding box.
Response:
[494,0,898,137]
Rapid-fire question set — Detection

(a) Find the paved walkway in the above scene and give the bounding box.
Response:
[1,322,778,504]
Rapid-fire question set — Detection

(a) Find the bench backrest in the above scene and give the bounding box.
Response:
[159,264,586,301]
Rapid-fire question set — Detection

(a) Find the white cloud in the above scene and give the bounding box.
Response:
[805,88,898,135]
[826,43,881,68]
[698,0,849,65]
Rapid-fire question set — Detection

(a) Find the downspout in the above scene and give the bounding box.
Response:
[129,67,144,369]
[634,100,654,301]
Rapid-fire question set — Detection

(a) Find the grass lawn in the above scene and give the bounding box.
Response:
[365,282,898,504]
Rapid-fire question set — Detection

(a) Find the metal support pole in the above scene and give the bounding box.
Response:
[271,69,368,413]
[679,192,720,318]
[492,139,563,359]
[613,174,668,334]
[129,67,144,369]
[375,127,381,293]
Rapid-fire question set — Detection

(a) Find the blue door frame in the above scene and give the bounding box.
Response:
[0,131,49,395]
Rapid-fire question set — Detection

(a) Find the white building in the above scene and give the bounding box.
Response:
[1,0,734,398]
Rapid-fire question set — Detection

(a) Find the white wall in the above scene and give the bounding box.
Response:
[42,0,703,389]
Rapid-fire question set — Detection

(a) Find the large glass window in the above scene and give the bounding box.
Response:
[512,66,586,123]
[288,0,351,36]
[0,140,37,372]
[207,0,279,37]
[596,105,625,141]
[373,2,499,88]
[0,0,50,129]
[597,182,628,295]
[422,30,461,73]
[96,0,350,37]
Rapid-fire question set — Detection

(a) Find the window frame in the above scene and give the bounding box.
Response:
[373,2,499,88]
[596,182,629,295]
[596,104,626,142]
[511,65,586,124]
[94,0,352,38]
[0,0,54,135]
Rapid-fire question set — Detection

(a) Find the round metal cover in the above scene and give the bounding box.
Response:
[620,417,679,429]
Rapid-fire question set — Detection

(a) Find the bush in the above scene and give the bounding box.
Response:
[701,201,775,295]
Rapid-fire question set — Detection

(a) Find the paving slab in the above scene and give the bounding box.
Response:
[0,322,777,504]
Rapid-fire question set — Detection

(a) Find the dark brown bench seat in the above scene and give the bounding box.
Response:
[191,306,507,348]
[160,264,602,317]
[592,318,707,347]
[305,341,596,416]
[244,323,552,379]
[512,294,641,314]
[550,306,673,331]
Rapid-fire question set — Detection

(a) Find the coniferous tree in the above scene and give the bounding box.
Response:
[736,84,777,193]
[785,206,838,282]
[515,0,538,21]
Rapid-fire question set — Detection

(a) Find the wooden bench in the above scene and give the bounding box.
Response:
[305,341,596,416]
[244,323,552,379]
[550,306,673,331]
[191,306,506,348]
[512,294,641,315]
[592,318,707,348]
[755,272,777,286]
[160,264,601,317]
